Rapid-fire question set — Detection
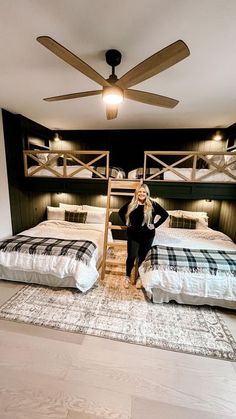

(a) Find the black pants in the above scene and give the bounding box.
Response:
[126,234,154,277]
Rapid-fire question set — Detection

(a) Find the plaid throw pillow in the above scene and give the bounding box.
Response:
[169,215,196,229]
[65,210,87,223]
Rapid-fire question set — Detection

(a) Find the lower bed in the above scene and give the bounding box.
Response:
[0,220,107,292]
[139,227,236,309]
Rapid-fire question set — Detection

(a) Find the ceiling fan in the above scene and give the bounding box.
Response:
[37,36,190,120]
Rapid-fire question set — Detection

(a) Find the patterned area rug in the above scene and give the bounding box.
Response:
[0,272,235,361]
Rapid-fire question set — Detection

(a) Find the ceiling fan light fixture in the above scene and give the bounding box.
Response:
[37,37,190,118]
[102,86,124,105]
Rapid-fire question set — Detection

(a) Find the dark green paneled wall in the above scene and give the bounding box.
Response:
[2,110,52,233]
[219,201,236,242]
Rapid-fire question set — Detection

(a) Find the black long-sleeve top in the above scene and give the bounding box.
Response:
[118,200,168,240]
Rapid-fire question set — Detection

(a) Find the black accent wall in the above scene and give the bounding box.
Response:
[53,128,228,174]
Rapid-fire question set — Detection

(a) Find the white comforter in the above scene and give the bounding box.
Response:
[152,227,236,251]
[0,220,106,292]
[140,227,236,305]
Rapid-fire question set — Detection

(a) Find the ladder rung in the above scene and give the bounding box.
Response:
[107,241,126,247]
[110,192,134,196]
[110,225,127,230]
[106,260,126,266]
[109,180,141,189]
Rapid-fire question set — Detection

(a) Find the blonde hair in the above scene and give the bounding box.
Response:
[125,183,153,226]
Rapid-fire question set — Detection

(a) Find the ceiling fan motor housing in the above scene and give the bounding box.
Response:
[105,49,122,67]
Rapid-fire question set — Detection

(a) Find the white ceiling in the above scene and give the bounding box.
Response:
[0,0,236,130]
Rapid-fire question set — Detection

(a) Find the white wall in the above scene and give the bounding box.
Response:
[0,110,12,238]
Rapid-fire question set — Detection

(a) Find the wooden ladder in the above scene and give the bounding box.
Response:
[101,179,142,281]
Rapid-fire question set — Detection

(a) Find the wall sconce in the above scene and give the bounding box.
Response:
[212,130,223,141]
[53,132,61,142]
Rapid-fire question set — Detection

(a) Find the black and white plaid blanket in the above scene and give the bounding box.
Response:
[131,168,163,180]
[0,235,97,266]
[142,245,236,276]
[92,166,126,178]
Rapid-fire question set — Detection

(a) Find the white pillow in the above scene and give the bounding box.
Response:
[59,203,83,211]
[47,153,59,167]
[178,210,207,217]
[225,152,236,169]
[86,211,106,224]
[36,152,48,164]
[207,154,225,168]
[82,205,106,213]
[47,206,65,220]
[168,210,181,216]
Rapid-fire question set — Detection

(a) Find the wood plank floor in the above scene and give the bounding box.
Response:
[0,280,236,419]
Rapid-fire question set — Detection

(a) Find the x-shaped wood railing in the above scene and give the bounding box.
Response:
[23,150,110,179]
[143,151,236,182]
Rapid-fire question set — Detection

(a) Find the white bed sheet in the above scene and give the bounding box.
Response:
[139,227,236,308]
[127,167,236,182]
[0,220,108,292]
[163,168,236,182]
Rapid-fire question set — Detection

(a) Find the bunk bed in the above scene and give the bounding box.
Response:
[23,150,125,179]
[128,150,236,183]
[0,204,111,292]
[8,145,235,307]
[126,150,236,308]
[127,149,236,200]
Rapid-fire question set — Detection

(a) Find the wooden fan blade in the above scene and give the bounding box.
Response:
[124,89,178,108]
[106,104,118,120]
[116,40,190,89]
[44,90,102,102]
[37,36,111,87]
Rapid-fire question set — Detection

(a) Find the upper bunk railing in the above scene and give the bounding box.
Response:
[23,150,110,179]
[143,150,236,182]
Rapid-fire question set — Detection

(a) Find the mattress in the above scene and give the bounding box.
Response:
[28,165,93,178]
[128,167,236,182]
[162,168,236,182]
[27,165,126,179]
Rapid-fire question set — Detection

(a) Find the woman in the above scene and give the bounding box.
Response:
[118,183,168,289]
